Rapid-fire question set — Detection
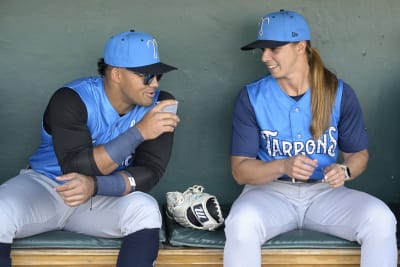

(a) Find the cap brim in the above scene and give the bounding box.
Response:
[241,40,290,50]
[126,62,177,75]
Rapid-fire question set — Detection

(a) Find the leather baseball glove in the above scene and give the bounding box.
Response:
[166,185,224,231]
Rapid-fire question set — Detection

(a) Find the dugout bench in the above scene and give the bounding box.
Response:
[9,203,400,267]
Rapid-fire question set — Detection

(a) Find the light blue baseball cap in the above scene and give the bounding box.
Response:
[241,10,311,50]
[104,30,177,74]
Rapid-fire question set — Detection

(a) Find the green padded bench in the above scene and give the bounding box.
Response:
[10,218,361,267]
[12,205,361,250]
[164,205,360,249]
[12,224,166,249]
[10,203,400,267]
[166,223,360,249]
[12,224,359,251]
[164,203,400,249]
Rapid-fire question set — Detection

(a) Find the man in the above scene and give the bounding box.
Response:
[0,30,180,267]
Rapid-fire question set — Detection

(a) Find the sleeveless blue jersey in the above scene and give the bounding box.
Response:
[29,77,159,180]
[246,75,343,180]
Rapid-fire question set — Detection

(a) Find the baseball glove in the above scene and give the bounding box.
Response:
[166,185,224,231]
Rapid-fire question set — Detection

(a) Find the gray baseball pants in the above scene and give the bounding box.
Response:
[0,169,162,243]
[224,180,397,267]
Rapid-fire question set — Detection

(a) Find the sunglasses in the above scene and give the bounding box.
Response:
[130,70,163,85]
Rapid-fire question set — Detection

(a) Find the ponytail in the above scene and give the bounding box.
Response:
[306,42,338,139]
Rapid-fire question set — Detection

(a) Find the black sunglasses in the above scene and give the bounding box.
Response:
[130,71,163,85]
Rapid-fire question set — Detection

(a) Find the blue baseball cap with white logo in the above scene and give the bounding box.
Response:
[104,30,177,74]
[241,10,311,50]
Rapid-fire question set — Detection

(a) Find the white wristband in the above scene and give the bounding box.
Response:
[123,171,136,192]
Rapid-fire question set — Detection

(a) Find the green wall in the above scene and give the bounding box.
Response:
[0,0,399,204]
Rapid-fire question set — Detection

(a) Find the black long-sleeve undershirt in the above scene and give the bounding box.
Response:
[43,87,175,192]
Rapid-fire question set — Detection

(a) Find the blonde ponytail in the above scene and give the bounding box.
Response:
[307,43,338,139]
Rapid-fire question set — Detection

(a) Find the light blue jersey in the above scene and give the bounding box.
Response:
[246,75,343,179]
[29,77,159,180]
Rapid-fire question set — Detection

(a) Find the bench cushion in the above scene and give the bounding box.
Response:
[12,225,167,249]
[165,202,400,249]
[12,203,400,250]
[12,231,122,249]
[164,212,360,249]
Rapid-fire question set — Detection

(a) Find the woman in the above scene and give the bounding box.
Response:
[224,10,397,267]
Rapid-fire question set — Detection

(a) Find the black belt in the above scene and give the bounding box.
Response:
[277,177,323,184]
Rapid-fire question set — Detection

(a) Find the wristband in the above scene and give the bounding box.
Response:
[96,172,126,196]
[123,171,136,193]
[103,126,144,165]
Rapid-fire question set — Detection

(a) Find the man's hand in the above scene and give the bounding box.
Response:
[283,155,318,181]
[55,173,95,207]
[136,100,180,140]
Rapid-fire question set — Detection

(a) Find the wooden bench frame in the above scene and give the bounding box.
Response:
[11,247,367,267]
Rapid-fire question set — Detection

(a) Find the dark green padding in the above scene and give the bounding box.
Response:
[11,214,360,250]
[166,203,400,249]
[11,222,359,250]
[12,231,122,249]
[11,204,400,249]
[12,227,166,249]
[165,213,360,249]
